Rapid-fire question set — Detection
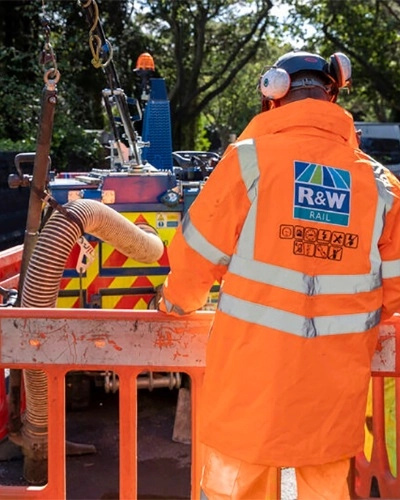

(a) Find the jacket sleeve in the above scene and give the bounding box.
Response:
[159,143,253,315]
[378,176,400,321]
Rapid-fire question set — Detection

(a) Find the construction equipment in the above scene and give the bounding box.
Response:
[45,0,220,398]
[0,0,219,484]
[8,0,220,400]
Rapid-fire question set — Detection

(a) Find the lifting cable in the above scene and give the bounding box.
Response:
[80,0,142,168]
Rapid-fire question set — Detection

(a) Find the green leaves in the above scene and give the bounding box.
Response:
[280,0,400,121]
[3,0,398,165]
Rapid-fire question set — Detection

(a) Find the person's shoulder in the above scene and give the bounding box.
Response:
[236,112,272,142]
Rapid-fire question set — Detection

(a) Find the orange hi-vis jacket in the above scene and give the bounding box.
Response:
[160,98,400,467]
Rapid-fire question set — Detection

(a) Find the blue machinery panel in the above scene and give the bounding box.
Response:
[141,79,173,171]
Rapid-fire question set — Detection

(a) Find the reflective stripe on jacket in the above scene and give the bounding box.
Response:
[160,98,400,466]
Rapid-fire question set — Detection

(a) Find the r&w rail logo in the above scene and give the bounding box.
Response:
[294,161,351,227]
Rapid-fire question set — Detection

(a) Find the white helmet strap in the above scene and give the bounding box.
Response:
[290,77,332,94]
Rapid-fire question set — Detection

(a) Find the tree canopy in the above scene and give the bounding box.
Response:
[279,0,400,121]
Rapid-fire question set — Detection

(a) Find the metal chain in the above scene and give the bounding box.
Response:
[38,0,60,85]
[80,0,113,69]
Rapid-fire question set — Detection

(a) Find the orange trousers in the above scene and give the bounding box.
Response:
[200,445,350,500]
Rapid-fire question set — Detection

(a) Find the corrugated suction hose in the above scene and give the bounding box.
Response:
[20,199,164,484]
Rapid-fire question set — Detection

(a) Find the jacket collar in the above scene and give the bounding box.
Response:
[238,99,358,147]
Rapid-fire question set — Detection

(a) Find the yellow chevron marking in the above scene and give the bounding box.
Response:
[148,275,165,287]
[135,298,149,309]
[56,296,79,309]
[58,211,180,309]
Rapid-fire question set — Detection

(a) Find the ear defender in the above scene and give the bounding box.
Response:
[259,51,352,110]
[329,52,352,89]
[259,67,291,100]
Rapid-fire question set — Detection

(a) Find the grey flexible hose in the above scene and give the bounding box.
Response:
[21,198,164,307]
[20,198,164,484]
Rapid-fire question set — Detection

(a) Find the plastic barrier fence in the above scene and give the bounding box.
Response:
[0,244,22,290]
[0,308,278,499]
[352,315,400,499]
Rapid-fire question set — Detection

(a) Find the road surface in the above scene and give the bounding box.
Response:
[0,382,299,499]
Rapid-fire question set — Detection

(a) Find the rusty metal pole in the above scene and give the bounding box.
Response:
[19,74,59,485]
[19,76,58,292]
[7,72,59,459]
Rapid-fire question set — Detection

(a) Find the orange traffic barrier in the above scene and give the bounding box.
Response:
[0,244,22,292]
[352,315,400,499]
[0,308,279,499]
[1,306,398,499]
[0,245,23,288]
[0,245,22,442]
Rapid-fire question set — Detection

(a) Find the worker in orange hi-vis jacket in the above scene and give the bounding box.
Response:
[159,50,400,499]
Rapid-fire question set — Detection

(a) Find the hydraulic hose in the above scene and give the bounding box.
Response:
[19,198,164,484]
